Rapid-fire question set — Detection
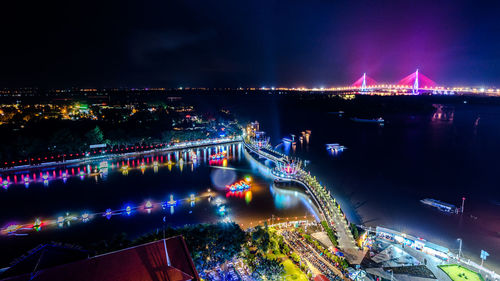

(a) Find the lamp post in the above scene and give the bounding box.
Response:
[457,238,463,261]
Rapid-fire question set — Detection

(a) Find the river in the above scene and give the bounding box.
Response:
[0,143,319,267]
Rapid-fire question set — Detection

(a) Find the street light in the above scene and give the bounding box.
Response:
[457,238,462,261]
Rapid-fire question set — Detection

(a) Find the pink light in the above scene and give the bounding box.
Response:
[351,74,377,87]
[398,70,437,88]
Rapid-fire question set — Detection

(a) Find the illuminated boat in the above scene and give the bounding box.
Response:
[166,195,177,207]
[57,216,64,226]
[33,218,42,231]
[81,213,90,222]
[210,151,227,160]
[420,198,458,213]
[282,137,296,146]
[351,117,384,123]
[326,143,345,152]
[2,224,22,235]
[125,205,132,215]
[104,209,113,218]
[226,180,251,192]
[144,201,153,210]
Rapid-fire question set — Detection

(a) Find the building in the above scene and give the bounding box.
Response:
[1,236,199,281]
[376,227,450,261]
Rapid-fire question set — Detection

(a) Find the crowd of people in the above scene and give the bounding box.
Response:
[205,259,254,281]
[282,230,344,281]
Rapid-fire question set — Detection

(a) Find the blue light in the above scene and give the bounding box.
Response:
[104,208,112,219]
[82,213,90,222]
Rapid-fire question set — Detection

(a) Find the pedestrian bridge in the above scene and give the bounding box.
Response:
[243,137,363,263]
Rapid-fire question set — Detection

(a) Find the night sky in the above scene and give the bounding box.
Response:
[1,0,499,88]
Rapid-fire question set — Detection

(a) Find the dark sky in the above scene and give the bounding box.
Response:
[1,0,499,88]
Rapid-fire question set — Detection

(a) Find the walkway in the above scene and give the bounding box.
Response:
[244,138,364,264]
[1,137,241,173]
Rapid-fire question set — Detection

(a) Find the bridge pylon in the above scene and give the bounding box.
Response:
[361,73,367,92]
[352,73,376,91]
[398,69,436,94]
[413,69,419,95]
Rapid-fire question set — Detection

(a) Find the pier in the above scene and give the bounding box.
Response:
[243,130,365,264]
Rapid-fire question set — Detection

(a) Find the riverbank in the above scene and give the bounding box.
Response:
[0,136,241,174]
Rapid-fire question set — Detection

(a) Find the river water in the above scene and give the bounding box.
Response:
[0,143,319,267]
[208,94,500,271]
[1,94,499,272]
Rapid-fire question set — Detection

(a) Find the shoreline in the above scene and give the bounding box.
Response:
[0,137,241,174]
[243,132,500,277]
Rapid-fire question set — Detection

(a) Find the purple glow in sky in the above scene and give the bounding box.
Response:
[0,0,499,87]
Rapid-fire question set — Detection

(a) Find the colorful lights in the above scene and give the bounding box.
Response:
[0,142,242,236]
[104,208,113,219]
[3,224,21,235]
[225,180,251,192]
[82,213,90,222]
[167,195,177,207]
[209,151,227,160]
[33,218,42,231]
[218,205,226,216]
[0,186,213,235]
[245,191,253,205]
[57,216,64,227]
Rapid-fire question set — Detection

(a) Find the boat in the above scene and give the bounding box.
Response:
[328,111,344,116]
[226,180,251,192]
[326,143,345,152]
[282,137,296,146]
[210,151,227,160]
[351,117,384,123]
[420,198,458,213]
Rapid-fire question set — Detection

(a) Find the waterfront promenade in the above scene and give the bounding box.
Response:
[243,137,365,264]
[0,136,241,173]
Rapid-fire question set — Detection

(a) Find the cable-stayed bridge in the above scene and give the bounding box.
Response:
[261,69,500,95]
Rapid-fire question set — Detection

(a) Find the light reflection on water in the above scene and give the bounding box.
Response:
[0,142,319,266]
[270,184,321,221]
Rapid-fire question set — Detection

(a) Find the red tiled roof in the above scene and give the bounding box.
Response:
[314,274,330,281]
[2,236,199,281]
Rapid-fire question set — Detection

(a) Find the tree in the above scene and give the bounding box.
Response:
[179,222,246,272]
[350,223,359,240]
[252,257,284,281]
[251,225,270,254]
[85,126,105,145]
